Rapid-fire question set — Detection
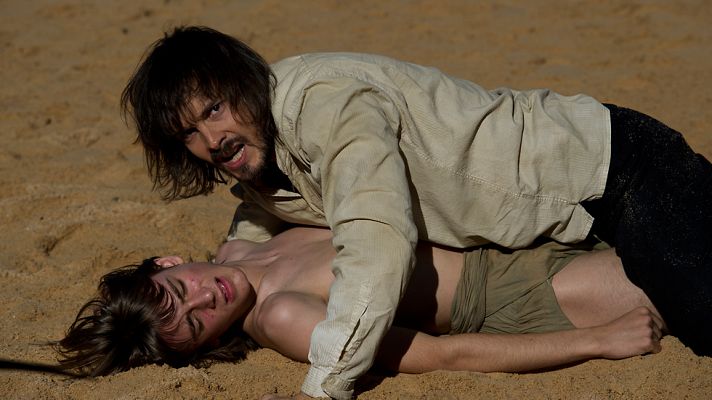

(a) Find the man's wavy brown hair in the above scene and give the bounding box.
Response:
[121,26,277,201]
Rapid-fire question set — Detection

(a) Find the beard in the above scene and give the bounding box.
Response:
[211,134,285,190]
[210,135,263,177]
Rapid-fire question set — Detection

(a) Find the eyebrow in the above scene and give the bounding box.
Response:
[165,278,199,341]
[199,101,218,120]
[176,100,219,139]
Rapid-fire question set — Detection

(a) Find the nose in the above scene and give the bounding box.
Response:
[187,287,216,310]
[196,122,224,150]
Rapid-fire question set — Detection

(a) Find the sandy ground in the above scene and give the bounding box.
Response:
[1,0,711,398]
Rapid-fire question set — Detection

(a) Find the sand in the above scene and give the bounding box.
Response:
[1,0,711,398]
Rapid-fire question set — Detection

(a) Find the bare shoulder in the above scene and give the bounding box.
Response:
[270,226,333,248]
[215,239,260,263]
[249,291,327,361]
[225,227,332,260]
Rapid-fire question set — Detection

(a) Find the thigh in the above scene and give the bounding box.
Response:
[551,248,664,329]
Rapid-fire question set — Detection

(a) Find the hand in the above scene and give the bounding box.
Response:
[593,306,664,359]
[260,391,317,400]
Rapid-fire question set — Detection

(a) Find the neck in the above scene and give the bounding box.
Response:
[228,256,275,293]
[252,159,295,193]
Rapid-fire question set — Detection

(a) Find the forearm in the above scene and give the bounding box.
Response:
[300,82,418,399]
[304,225,415,398]
[379,308,662,374]
[379,328,602,374]
[439,329,600,373]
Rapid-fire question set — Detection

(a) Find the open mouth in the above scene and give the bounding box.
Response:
[211,140,244,165]
[222,145,245,168]
[215,278,233,303]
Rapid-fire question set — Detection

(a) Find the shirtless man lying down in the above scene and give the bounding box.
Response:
[57,227,664,377]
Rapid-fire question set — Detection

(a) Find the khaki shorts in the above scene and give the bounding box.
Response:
[450,239,608,334]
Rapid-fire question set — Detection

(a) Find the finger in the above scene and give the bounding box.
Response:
[650,311,665,331]
[647,313,665,339]
[652,322,663,340]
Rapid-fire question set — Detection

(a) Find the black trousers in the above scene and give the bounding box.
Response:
[582,104,712,356]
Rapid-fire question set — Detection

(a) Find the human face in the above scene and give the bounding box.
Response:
[152,261,254,351]
[180,97,271,182]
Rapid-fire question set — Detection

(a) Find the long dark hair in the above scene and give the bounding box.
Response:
[55,258,258,376]
[121,26,277,201]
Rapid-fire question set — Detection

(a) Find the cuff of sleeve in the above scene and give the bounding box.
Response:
[301,366,355,400]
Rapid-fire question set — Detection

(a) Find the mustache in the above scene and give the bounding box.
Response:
[210,139,242,164]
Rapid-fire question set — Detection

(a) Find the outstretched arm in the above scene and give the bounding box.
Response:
[377,307,663,374]
[254,292,662,374]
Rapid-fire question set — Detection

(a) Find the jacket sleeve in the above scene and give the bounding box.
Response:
[296,78,418,399]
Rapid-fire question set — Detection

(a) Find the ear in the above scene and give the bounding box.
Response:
[153,256,184,268]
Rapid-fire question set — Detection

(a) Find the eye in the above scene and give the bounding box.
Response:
[167,279,186,302]
[177,129,197,144]
[208,102,223,119]
[187,314,198,339]
[178,279,188,299]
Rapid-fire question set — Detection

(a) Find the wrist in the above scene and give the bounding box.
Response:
[582,326,605,358]
[301,367,330,398]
